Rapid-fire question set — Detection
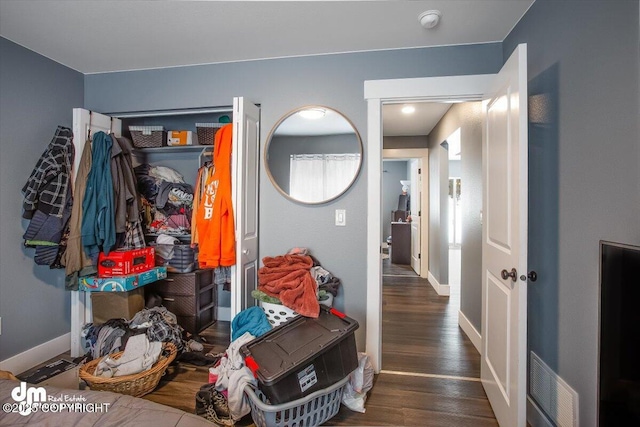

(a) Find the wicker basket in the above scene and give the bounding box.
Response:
[196,123,224,145]
[129,126,166,148]
[79,342,177,397]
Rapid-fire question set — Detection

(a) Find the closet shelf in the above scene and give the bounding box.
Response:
[133,145,209,154]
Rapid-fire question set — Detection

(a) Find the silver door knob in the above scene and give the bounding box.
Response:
[242,249,249,255]
[501,268,517,282]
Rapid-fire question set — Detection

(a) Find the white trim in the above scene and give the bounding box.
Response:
[458,310,482,354]
[364,73,496,378]
[364,74,495,101]
[527,396,555,427]
[0,333,71,375]
[428,270,450,296]
[380,369,480,382]
[365,98,383,373]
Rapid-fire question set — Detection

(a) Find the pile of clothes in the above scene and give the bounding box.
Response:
[135,164,194,236]
[82,306,187,359]
[196,306,272,425]
[255,248,341,318]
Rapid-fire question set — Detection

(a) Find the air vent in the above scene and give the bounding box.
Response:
[530,351,579,427]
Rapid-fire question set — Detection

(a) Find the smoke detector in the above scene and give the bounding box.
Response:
[418,10,442,29]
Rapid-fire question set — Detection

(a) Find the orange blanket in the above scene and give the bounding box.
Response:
[258,254,319,318]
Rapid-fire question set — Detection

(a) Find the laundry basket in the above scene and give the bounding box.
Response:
[244,375,349,427]
[258,301,298,326]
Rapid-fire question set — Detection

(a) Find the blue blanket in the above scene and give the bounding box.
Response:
[231,306,272,342]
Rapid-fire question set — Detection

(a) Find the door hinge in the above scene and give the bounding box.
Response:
[418,168,421,174]
[418,253,421,259]
[418,210,421,216]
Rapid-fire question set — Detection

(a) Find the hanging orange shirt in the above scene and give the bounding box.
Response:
[196,123,236,268]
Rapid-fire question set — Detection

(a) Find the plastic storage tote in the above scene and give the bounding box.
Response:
[241,305,358,405]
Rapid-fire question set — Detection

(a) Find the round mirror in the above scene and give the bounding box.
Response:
[265,106,363,204]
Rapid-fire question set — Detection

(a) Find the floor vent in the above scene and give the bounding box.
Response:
[530,351,579,427]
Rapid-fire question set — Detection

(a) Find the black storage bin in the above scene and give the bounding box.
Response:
[240,305,358,405]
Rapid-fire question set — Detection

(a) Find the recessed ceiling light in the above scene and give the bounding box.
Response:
[419,10,442,29]
[401,105,416,114]
[298,108,326,119]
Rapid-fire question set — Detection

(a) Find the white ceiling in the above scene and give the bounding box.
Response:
[0,0,534,136]
[383,102,452,136]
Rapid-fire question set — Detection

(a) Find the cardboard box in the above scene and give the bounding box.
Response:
[167,130,193,146]
[98,247,155,277]
[19,359,79,390]
[79,266,167,292]
[91,287,145,323]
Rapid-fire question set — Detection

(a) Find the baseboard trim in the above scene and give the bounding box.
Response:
[217,307,231,322]
[458,310,482,354]
[527,395,554,427]
[0,333,71,375]
[427,271,450,296]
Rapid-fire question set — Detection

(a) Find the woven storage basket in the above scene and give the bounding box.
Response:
[245,375,348,427]
[196,123,224,145]
[129,126,166,148]
[79,342,177,397]
[259,301,299,326]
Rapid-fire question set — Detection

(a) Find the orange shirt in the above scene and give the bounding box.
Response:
[196,124,235,268]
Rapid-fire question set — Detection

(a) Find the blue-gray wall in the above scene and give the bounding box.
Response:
[84,43,503,349]
[0,37,84,360]
[428,102,483,330]
[504,1,640,425]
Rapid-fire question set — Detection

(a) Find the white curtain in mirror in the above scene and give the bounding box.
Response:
[290,153,360,203]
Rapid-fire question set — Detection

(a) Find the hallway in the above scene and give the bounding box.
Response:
[329,257,497,425]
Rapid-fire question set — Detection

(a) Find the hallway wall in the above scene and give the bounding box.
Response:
[428,102,483,330]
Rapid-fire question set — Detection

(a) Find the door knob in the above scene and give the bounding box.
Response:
[520,271,538,282]
[242,249,249,255]
[501,268,517,282]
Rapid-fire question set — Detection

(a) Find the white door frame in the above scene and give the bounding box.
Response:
[383,148,429,278]
[365,74,495,373]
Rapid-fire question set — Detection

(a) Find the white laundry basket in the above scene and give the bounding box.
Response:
[244,375,349,427]
[258,301,298,326]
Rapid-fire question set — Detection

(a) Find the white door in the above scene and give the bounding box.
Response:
[481,44,528,426]
[70,108,121,357]
[230,97,260,320]
[410,159,421,274]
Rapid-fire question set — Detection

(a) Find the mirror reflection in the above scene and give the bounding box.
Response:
[266,106,362,204]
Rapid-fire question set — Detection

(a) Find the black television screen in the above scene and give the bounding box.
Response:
[599,240,640,426]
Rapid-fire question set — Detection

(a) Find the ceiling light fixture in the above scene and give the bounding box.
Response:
[418,10,442,29]
[298,108,326,120]
[401,105,416,114]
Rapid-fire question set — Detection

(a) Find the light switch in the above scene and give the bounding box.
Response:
[335,209,346,226]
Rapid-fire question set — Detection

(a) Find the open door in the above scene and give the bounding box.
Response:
[230,97,260,320]
[409,159,421,275]
[70,108,121,357]
[481,43,528,426]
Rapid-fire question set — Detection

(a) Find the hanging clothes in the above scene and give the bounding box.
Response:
[62,139,96,289]
[21,126,75,267]
[195,124,236,268]
[81,131,115,261]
